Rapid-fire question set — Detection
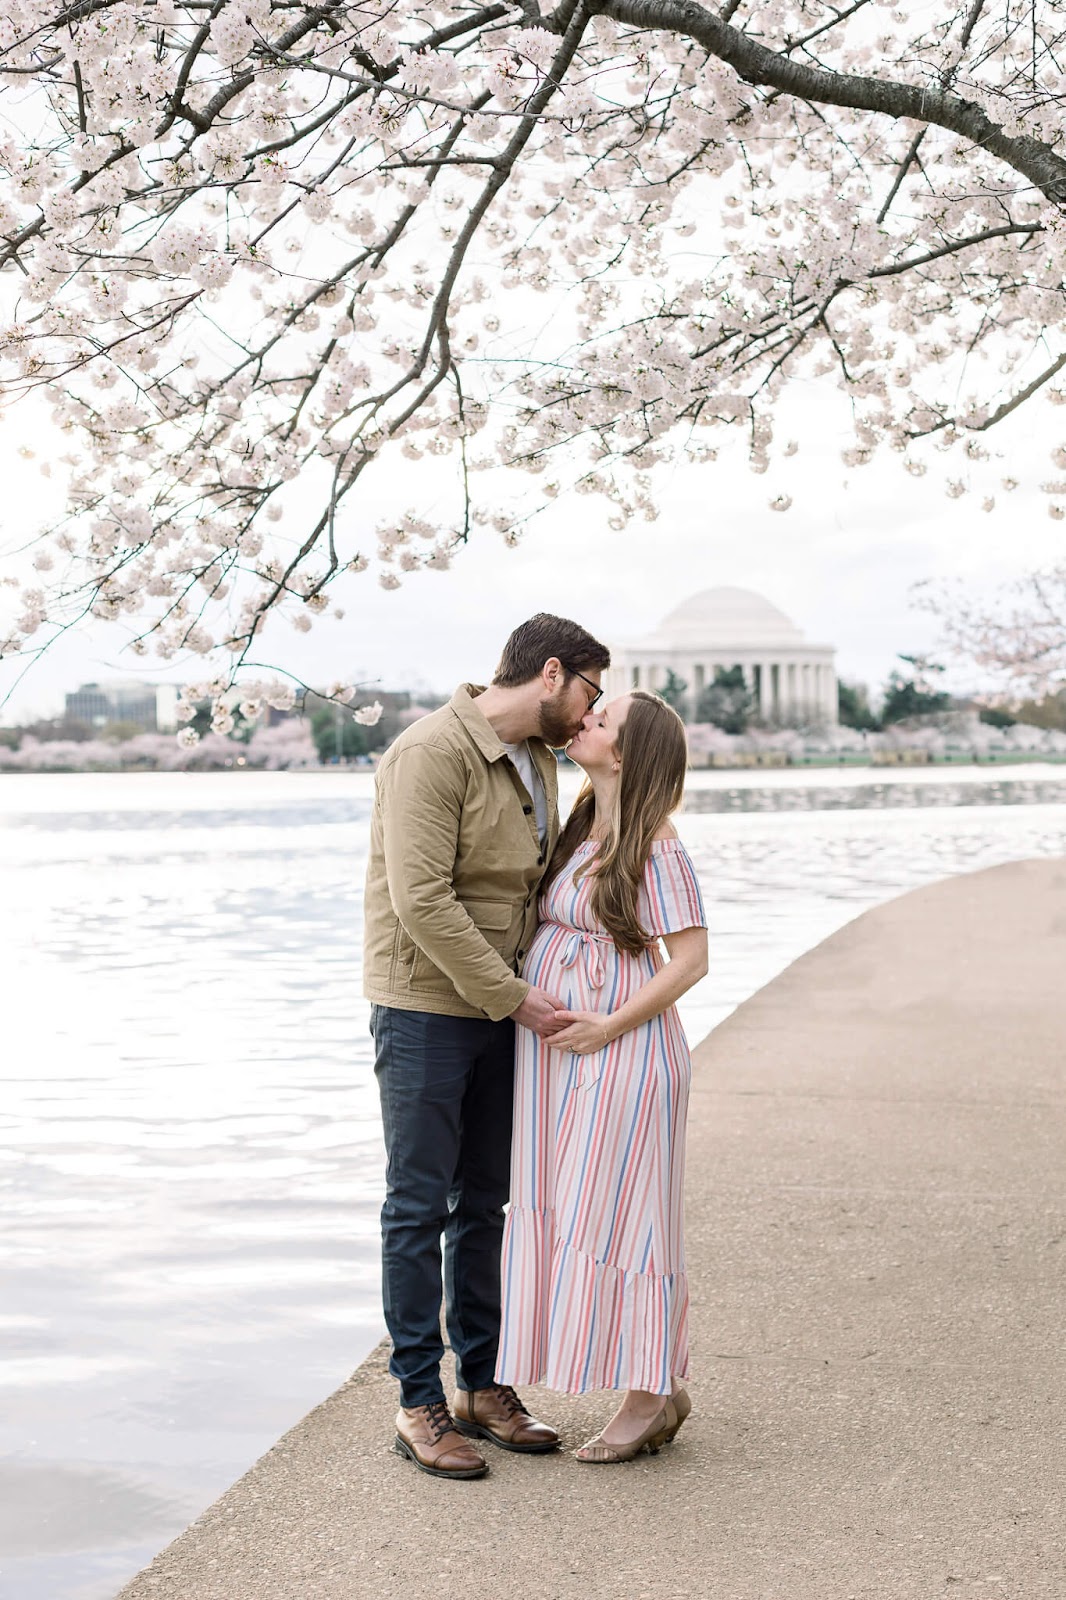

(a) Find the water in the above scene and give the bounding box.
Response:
[2,768,1065,1600]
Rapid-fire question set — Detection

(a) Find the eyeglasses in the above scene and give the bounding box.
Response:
[564,665,603,709]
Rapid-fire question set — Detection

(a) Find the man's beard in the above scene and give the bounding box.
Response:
[537,688,579,748]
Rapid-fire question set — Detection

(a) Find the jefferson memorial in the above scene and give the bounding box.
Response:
[604,587,838,726]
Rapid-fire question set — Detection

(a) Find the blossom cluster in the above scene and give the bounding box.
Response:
[168,676,382,745]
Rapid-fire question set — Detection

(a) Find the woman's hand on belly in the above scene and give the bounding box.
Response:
[549,1009,613,1054]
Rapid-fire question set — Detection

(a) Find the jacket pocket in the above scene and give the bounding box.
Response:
[460,899,515,960]
[391,922,422,989]
[460,898,513,935]
[407,898,514,986]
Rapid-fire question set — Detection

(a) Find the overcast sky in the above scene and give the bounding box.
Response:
[1,374,1062,722]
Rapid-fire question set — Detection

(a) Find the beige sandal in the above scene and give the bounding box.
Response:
[575,1398,677,1464]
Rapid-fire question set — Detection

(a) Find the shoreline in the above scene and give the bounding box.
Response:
[1,757,1066,795]
[2,751,1066,783]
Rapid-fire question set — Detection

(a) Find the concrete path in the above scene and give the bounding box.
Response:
[118,860,1066,1600]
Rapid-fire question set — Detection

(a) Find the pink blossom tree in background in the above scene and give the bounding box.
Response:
[0,718,318,765]
[2,0,1066,724]
[917,567,1066,699]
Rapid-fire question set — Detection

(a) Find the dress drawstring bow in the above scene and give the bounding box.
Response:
[558,929,612,1087]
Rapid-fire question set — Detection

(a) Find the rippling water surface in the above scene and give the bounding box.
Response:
[2,768,1065,1600]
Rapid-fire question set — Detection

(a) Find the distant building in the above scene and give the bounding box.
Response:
[65,681,179,733]
[604,587,838,726]
[155,685,179,733]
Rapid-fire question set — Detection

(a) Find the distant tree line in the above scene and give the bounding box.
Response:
[0,687,448,761]
[838,658,1066,734]
[6,669,1062,759]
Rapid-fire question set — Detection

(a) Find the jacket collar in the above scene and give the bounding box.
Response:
[450,684,510,763]
[450,683,558,771]
[451,684,561,853]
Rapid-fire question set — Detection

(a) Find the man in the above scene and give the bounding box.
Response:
[363,614,611,1479]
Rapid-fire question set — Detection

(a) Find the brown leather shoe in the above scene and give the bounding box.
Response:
[452,1384,559,1454]
[394,1401,489,1479]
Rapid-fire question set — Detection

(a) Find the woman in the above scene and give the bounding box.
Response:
[495,690,708,1462]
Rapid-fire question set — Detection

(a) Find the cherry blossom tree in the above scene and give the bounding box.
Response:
[4,0,1066,726]
[918,565,1066,698]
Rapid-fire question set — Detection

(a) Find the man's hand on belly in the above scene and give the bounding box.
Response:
[511,987,569,1040]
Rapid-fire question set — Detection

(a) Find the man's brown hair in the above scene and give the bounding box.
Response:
[492,613,611,688]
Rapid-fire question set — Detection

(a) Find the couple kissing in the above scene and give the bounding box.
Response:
[363,613,708,1476]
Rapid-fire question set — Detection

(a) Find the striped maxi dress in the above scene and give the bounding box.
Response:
[495,838,707,1397]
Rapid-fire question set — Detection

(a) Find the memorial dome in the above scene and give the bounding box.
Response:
[645,587,806,650]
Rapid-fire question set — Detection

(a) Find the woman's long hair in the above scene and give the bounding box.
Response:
[548,690,688,954]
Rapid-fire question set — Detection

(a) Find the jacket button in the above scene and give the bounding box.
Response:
[537,855,544,865]
[523,804,533,815]
[517,948,525,960]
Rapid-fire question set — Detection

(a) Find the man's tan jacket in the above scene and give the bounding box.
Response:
[362,685,561,1021]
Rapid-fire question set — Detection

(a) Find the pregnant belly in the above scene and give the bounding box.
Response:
[521,921,658,1010]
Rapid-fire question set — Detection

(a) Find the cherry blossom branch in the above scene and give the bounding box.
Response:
[591,0,1066,200]
[6,0,1066,721]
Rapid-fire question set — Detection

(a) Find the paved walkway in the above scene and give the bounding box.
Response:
[118,860,1066,1600]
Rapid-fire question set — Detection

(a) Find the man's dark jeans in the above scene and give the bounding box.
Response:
[371,1004,515,1409]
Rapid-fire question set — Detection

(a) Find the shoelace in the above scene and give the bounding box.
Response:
[490,1384,529,1417]
[423,1400,455,1442]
